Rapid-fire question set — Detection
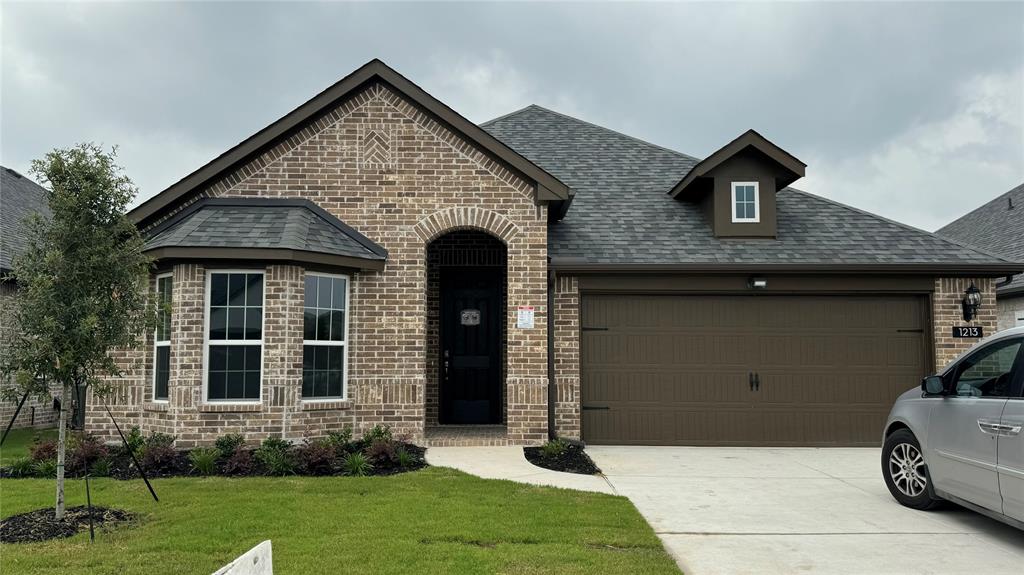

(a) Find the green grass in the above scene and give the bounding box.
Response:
[0,467,680,575]
[0,427,57,466]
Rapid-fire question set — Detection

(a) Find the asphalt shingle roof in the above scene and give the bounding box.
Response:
[145,199,386,262]
[481,105,1015,269]
[0,166,51,272]
[937,183,1024,294]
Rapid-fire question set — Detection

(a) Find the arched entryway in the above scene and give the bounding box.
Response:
[425,230,508,426]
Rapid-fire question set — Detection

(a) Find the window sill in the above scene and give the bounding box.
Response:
[198,402,263,413]
[143,401,169,412]
[300,399,352,411]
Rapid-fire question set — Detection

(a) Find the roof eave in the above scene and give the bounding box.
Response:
[549,260,1024,276]
[144,246,386,272]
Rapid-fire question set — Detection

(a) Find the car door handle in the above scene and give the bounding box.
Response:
[978,419,1022,436]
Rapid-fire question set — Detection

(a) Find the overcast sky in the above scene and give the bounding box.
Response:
[2,1,1022,231]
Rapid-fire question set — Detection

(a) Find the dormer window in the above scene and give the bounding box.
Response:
[732,182,759,223]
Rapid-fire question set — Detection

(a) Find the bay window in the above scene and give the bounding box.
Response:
[153,274,172,401]
[303,273,348,399]
[207,271,263,401]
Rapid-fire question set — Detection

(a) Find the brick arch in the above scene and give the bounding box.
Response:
[413,207,520,245]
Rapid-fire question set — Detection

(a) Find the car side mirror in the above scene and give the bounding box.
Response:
[922,375,947,395]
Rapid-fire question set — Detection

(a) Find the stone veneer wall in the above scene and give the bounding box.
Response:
[86,82,549,446]
[997,295,1024,331]
[932,277,999,370]
[552,275,580,440]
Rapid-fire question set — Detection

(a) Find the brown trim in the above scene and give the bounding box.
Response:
[144,246,385,271]
[576,274,936,294]
[669,129,806,200]
[551,260,1024,276]
[129,59,571,226]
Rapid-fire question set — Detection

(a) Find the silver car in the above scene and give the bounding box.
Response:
[882,326,1024,529]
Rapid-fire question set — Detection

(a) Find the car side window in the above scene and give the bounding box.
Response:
[950,339,1023,398]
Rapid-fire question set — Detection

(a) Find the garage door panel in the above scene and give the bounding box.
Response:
[581,294,929,446]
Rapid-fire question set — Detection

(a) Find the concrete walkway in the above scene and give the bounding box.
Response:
[425,446,616,494]
[589,446,1024,575]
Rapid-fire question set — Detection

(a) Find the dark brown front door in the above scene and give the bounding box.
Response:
[440,267,502,424]
[581,294,930,446]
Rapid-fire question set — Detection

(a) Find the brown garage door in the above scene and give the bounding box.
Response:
[581,294,929,446]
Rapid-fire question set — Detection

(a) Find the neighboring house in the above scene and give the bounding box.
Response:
[0,166,58,430]
[86,60,1020,448]
[937,183,1024,331]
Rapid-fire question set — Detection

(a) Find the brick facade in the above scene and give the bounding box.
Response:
[0,281,59,430]
[933,277,999,371]
[86,82,549,446]
[552,275,580,439]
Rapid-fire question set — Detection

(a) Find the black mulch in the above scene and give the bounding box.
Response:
[0,506,133,543]
[523,444,601,475]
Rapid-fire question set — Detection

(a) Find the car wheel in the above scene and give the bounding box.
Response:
[882,429,942,510]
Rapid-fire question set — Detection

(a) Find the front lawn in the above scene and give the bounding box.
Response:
[0,467,680,574]
[0,428,57,466]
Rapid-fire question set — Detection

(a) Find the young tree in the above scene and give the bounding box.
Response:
[1,144,153,520]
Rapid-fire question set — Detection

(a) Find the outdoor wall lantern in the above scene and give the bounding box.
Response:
[961,283,982,321]
[748,277,768,290]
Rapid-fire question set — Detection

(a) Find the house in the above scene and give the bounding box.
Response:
[937,183,1024,331]
[0,166,59,430]
[85,60,1020,448]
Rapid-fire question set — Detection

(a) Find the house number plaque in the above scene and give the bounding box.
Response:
[951,326,983,338]
[460,309,481,326]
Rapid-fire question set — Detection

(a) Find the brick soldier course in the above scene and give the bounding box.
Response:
[79,60,1018,448]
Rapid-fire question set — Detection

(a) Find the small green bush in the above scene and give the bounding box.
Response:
[189,447,219,476]
[342,452,373,476]
[7,457,38,477]
[396,448,414,469]
[325,428,353,450]
[214,434,246,459]
[145,432,176,449]
[540,439,569,460]
[34,459,58,477]
[89,458,112,477]
[255,437,294,476]
[122,426,146,457]
[362,424,392,444]
[259,437,291,452]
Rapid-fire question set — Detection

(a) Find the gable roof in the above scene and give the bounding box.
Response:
[143,198,387,271]
[482,105,1020,275]
[937,182,1024,295]
[1,166,51,273]
[668,129,806,199]
[129,59,570,227]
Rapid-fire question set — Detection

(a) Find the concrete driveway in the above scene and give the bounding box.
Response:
[588,446,1024,575]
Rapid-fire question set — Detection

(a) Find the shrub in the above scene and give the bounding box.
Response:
[364,438,398,465]
[67,434,109,475]
[296,439,336,476]
[214,433,246,459]
[89,458,112,477]
[539,439,569,460]
[396,448,415,469]
[325,428,354,451]
[189,447,219,476]
[255,437,294,476]
[140,443,178,471]
[145,432,176,449]
[34,459,58,477]
[7,457,38,477]
[121,426,146,457]
[29,438,58,462]
[361,425,392,444]
[222,447,255,476]
[342,452,373,477]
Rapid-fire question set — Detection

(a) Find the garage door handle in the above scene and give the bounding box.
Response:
[753,372,761,391]
[749,372,754,391]
[582,405,610,411]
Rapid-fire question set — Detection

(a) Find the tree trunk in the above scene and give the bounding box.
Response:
[55,383,68,520]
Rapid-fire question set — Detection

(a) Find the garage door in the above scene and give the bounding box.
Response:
[581,294,929,446]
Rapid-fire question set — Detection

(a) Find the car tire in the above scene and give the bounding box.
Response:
[882,429,942,510]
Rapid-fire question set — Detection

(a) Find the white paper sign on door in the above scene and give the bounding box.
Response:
[516,306,535,329]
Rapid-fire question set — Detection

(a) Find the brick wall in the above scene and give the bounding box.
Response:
[552,275,580,439]
[1,281,59,430]
[87,82,549,446]
[932,277,999,370]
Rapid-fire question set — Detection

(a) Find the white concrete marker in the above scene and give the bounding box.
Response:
[213,540,273,575]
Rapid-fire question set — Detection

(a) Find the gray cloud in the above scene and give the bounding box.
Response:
[2,1,1021,230]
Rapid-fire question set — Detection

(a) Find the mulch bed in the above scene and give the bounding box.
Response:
[0,505,133,543]
[524,444,601,475]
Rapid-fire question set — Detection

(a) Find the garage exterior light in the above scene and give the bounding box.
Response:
[961,283,982,321]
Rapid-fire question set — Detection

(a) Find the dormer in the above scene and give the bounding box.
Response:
[668,130,806,238]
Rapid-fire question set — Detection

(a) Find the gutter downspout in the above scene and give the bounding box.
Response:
[547,263,556,440]
[996,275,1015,289]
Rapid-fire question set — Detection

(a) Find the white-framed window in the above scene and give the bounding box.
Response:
[205,270,264,402]
[152,273,172,401]
[731,181,760,223]
[302,272,349,399]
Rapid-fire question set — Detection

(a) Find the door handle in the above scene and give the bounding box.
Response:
[978,419,1022,436]
[749,372,754,391]
[754,373,760,391]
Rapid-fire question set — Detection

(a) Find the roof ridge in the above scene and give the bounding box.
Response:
[782,187,1018,264]
[482,104,699,162]
[935,181,1024,235]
